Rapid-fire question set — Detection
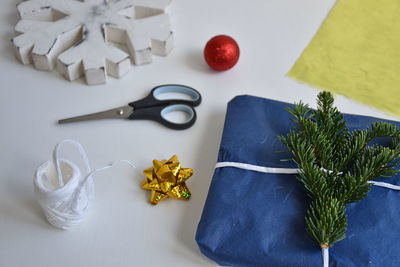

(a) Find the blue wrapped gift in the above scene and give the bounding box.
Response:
[196,95,400,267]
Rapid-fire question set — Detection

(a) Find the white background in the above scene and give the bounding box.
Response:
[0,0,397,266]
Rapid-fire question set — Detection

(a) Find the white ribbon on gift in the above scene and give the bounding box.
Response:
[215,161,400,267]
[215,161,400,190]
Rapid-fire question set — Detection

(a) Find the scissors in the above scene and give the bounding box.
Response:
[58,84,202,130]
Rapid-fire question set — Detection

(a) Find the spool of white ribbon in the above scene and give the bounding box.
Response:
[34,139,134,230]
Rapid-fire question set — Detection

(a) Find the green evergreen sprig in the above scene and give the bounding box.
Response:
[279,91,400,248]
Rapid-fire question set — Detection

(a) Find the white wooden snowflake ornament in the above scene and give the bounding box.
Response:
[12,0,174,85]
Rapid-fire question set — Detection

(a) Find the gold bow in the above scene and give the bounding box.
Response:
[141,155,193,205]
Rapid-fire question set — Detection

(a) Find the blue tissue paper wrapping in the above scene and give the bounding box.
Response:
[196,95,400,267]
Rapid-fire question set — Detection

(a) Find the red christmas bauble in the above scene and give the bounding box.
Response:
[204,35,240,71]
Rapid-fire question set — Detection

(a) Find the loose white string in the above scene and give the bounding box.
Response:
[215,162,400,190]
[34,140,135,230]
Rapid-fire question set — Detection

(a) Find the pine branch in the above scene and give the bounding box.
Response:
[306,196,347,247]
[280,91,400,249]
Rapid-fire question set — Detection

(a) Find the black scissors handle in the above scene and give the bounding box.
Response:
[128,84,201,130]
[128,104,197,130]
[128,84,202,109]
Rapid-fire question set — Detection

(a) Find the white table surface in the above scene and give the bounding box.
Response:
[1,1,398,266]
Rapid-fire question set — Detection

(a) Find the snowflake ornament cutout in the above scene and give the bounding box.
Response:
[12,0,173,85]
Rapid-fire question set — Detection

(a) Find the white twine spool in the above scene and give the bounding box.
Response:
[34,139,134,230]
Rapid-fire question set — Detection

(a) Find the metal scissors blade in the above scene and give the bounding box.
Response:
[58,105,134,124]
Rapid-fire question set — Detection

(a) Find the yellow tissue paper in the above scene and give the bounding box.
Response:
[288,0,400,117]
